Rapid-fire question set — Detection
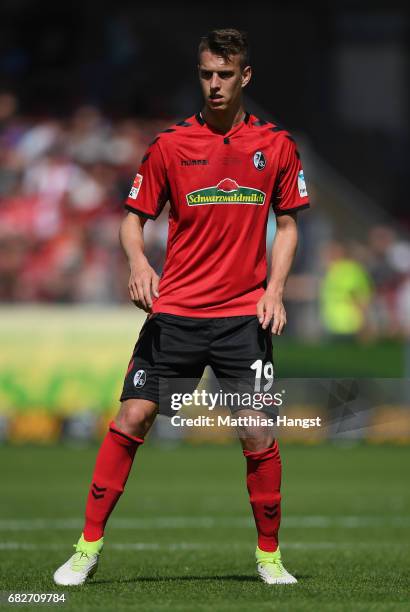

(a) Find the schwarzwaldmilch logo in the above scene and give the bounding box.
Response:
[186,178,266,206]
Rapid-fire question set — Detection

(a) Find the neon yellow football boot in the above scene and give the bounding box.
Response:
[53,534,104,586]
[256,546,297,584]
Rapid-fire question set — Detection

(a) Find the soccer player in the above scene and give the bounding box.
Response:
[54,28,309,586]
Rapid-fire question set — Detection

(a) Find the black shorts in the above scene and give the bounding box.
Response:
[120,313,274,414]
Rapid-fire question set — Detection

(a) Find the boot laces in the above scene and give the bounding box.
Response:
[71,546,93,571]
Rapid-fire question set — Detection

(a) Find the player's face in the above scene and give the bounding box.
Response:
[198,50,251,112]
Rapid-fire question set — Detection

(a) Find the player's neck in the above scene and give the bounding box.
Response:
[201,102,246,134]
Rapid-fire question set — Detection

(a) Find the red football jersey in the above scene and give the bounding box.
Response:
[125,113,309,317]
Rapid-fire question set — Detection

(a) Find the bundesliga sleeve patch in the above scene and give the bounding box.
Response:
[297,170,308,198]
[129,174,143,199]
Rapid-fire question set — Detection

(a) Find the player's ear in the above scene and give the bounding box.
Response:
[241,65,252,88]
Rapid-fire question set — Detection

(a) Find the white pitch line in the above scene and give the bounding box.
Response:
[0,516,408,531]
[0,542,204,551]
[0,541,407,552]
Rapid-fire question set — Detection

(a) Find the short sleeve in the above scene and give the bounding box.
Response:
[125,139,169,219]
[272,135,310,215]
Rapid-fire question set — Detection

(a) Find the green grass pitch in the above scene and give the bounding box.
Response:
[1,443,409,611]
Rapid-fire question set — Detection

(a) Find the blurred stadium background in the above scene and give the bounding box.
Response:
[0,2,409,445]
[1,5,409,609]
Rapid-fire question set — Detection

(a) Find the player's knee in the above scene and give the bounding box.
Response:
[242,432,276,452]
[115,399,158,437]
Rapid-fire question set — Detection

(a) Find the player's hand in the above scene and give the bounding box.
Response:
[256,291,287,335]
[128,261,160,312]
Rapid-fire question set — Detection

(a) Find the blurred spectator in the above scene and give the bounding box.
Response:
[367,226,410,336]
[0,92,17,123]
[0,91,24,197]
[66,106,110,165]
[319,241,373,340]
[396,274,410,337]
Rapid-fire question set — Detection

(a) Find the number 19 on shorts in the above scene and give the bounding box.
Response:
[250,359,274,392]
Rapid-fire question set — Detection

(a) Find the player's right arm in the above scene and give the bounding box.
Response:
[119,213,160,312]
[121,137,169,312]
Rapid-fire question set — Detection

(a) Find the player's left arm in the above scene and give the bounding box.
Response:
[257,212,298,334]
[257,133,310,333]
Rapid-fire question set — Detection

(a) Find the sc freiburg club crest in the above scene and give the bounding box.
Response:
[133,369,146,388]
[253,151,266,170]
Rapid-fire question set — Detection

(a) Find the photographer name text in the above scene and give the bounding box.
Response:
[170,415,322,429]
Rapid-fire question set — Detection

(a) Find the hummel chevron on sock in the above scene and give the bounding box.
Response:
[243,441,281,552]
[83,421,143,541]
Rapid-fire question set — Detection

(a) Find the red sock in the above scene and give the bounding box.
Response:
[243,441,282,552]
[83,421,144,541]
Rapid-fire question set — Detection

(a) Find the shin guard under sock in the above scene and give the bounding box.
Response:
[243,441,282,552]
[83,421,143,541]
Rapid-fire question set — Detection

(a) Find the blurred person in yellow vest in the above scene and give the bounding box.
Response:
[320,241,373,339]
